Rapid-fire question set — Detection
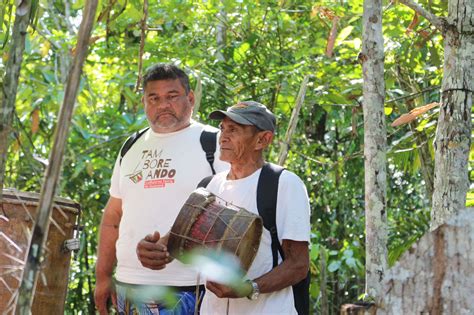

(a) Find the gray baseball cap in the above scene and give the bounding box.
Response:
[208,101,276,132]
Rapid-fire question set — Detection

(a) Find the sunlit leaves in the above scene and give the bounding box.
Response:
[336,25,354,45]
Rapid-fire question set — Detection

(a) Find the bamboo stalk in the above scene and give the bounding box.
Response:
[135,0,149,93]
[320,247,328,315]
[277,75,310,166]
[15,0,98,313]
[192,75,203,120]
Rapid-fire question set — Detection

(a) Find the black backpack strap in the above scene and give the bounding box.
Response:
[197,175,214,188]
[257,162,285,267]
[199,129,217,175]
[257,162,310,315]
[119,127,150,165]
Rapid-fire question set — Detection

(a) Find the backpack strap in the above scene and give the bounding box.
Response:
[199,129,218,175]
[256,162,285,267]
[257,162,310,315]
[197,175,214,188]
[119,127,217,174]
[119,127,150,165]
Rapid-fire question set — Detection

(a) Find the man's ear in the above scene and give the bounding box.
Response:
[255,131,274,150]
[187,90,195,108]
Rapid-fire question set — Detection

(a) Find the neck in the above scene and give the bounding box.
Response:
[153,121,192,134]
[228,156,265,180]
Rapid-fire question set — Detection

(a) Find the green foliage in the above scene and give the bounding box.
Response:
[1,0,453,314]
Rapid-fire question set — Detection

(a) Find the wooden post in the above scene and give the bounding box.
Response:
[277,75,310,166]
[15,0,98,313]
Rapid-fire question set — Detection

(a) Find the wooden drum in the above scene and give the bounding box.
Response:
[168,188,262,271]
[0,189,80,314]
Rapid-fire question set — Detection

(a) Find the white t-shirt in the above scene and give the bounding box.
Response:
[109,121,229,285]
[200,168,311,315]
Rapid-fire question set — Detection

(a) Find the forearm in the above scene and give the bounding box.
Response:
[254,240,309,294]
[96,224,118,280]
[254,260,307,294]
[96,197,122,280]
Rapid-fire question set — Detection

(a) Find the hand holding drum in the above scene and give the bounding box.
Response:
[136,231,173,270]
[167,188,263,272]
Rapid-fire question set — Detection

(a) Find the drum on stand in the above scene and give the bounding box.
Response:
[168,187,262,272]
[0,189,80,314]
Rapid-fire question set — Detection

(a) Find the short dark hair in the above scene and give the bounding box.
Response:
[142,63,191,93]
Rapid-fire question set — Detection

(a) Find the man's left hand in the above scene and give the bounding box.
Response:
[136,231,171,270]
[205,280,252,299]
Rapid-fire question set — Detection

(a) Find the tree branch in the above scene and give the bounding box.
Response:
[398,0,445,32]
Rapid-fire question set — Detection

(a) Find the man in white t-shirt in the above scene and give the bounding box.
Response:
[136,101,311,314]
[94,63,228,314]
[199,101,311,315]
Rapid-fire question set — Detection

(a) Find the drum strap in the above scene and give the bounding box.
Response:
[119,127,217,175]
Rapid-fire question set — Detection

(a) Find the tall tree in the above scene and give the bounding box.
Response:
[399,0,473,230]
[361,0,388,301]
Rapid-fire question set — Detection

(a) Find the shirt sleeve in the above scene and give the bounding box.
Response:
[109,153,122,198]
[276,170,311,243]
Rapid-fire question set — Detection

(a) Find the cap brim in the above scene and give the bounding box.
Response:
[208,110,254,126]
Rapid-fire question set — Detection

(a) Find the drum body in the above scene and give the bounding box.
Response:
[168,188,262,271]
[0,189,80,314]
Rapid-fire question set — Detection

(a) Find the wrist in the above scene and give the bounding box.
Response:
[95,267,113,281]
[246,280,260,300]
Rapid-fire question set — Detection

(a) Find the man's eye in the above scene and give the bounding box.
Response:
[168,95,179,101]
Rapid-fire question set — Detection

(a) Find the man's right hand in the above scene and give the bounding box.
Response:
[136,231,172,270]
[94,276,116,315]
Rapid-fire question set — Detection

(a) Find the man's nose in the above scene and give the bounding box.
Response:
[219,134,228,143]
[155,99,173,110]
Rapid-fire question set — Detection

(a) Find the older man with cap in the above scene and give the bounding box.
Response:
[198,101,311,315]
[136,101,311,315]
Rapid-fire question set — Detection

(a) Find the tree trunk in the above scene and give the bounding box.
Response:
[379,208,474,314]
[361,0,388,302]
[431,0,473,230]
[0,0,31,193]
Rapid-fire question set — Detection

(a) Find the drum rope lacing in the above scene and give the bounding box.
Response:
[169,201,257,244]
